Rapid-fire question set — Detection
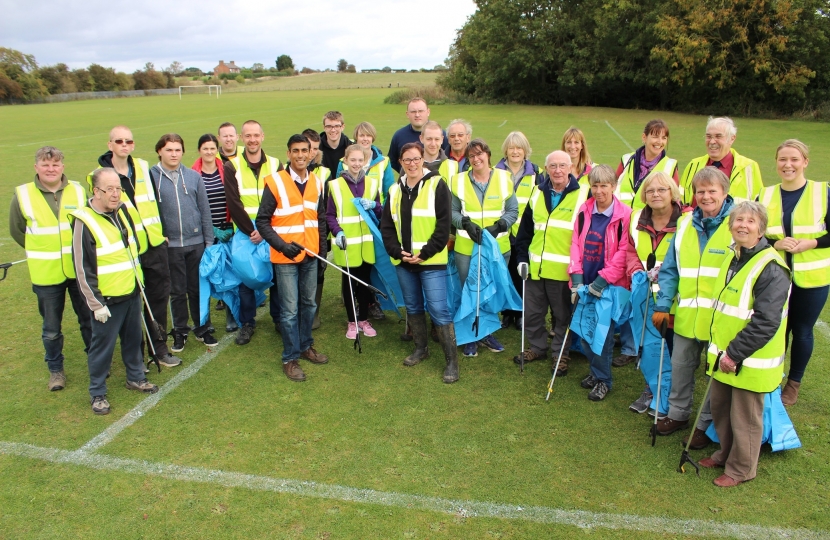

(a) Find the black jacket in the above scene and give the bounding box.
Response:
[718,238,791,363]
[514,175,582,265]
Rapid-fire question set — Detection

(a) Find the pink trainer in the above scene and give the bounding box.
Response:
[357,320,377,337]
[346,322,358,339]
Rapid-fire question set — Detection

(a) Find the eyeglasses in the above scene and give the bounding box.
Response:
[95,186,123,195]
[111,139,134,145]
[401,157,423,165]
[468,152,486,160]
[323,124,342,130]
[546,163,570,170]
[645,187,670,196]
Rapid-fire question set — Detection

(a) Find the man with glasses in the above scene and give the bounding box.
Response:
[320,111,352,174]
[444,119,473,179]
[388,98,450,173]
[10,146,92,391]
[87,127,180,368]
[223,119,283,345]
[513,151,590,374]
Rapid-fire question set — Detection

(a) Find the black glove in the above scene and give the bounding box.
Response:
[461,216,483,245]
[280,242,303,260]
[485,219,508,237]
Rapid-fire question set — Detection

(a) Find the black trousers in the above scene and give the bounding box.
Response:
[140,242,171,357]
[168,243,209,336]
[341,262,373,322]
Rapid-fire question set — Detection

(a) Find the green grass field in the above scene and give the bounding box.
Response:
[1,88,829,539]
[225,72,439,93]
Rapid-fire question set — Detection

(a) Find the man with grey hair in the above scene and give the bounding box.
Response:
[652,167,735,449]
[442,118,473,180]
[513,150,590,372]
[387,98,450,172]
[678,117,762,206]
[9,146,92,391]
[72,168,158,415]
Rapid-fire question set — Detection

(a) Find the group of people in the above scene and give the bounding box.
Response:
[11,98,826,487]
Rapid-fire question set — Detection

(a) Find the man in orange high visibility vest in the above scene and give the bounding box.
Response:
[255,134,329,382]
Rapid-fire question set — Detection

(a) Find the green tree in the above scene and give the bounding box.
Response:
[88,64,130,91]
[0,47,47,100]
[337,58,348,72]
[276,55,294,71]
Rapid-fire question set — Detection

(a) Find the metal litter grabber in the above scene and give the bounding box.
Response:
[678,352,719,475]
[123,241,164,372]
[291,242,386,299]
[518,262,529,374]
[635,253,657,371]
[545,295,579,401]
[650,318,668,447]
[0,259,26,281]
[342,237,362,353]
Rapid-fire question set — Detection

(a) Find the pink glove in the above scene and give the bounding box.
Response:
[647,263,661,283]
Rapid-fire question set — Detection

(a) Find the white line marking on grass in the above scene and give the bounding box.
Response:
[79,332,236,453]
[605,120,635,152]
[498,120,507,127]
[1,441,827,539]
[815,320,830,339]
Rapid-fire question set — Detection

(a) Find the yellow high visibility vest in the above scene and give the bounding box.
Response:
[706,247,790,393]
[389,177,448,265]
[630,209,678,313]
[230,153,282,220]
[452,169,513,255]
[760,180,830,288]
[71,206,143,297]
[679,149,762,206]
[16,180,86,285]
[439,159,459,183]
[527,184,589,281]
[615,153,677,210]
[329,176,380,266]
[673,214,733,340]
[511,166,539,236]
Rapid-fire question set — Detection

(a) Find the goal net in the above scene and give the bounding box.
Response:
[178,85,222,99]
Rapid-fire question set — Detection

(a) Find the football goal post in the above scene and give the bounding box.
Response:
[179,85,222,99]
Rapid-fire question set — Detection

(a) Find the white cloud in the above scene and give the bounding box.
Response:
[0,0,476,72]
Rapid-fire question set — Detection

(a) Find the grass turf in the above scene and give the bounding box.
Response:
[0,85,828,538]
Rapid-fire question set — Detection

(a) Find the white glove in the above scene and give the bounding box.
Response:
[517,262,529,280]
[94,306,111,324]
[570,286,579,304]
[335,232,347,250]
[647,264,661,283]
[359,198,376,210]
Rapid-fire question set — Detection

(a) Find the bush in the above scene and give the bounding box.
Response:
[382,86,485,105]
[235,75,245,84]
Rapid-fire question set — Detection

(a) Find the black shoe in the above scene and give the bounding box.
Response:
[196,331,218,347]
[171,333,187,353]
[588,381,609,401]
[580,374,598,389]
[236,324,254,345]
[215,300,226,311]
[501,314,514,329]
[369,302,385,320]
[514,316,522,331]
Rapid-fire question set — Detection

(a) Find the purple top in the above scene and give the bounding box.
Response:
[326,172,383,235]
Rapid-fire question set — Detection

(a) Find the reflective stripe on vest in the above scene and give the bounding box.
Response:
[232,154,281,219]
[439,160,459,183]
[615,154,677,210]
[527,184,589,281]
[512,172,538,236]
[673,214,733,339]
[389,178,448,265]
[705,248,790,392]
[16,181,86,285]
[679,150,761,206]
[71,207,142,296]
[760,180,830,287]
[330,176,379,266]
[630,209,675,300]
[265,170,321,264]
[452,169,513,255]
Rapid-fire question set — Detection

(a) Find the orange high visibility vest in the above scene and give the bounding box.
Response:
[264,170,322,264]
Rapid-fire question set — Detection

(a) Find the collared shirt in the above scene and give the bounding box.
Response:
[288,166,309,195]
[707,151,734,176]
[592,199,616,217]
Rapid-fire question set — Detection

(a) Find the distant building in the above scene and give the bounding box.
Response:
[214,60,241,77]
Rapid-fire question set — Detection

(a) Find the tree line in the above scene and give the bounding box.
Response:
[438,0,830,118]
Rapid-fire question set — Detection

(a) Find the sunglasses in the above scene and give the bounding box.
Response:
[112,139,134,145]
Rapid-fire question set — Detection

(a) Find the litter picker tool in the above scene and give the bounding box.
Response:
[546,295,579,401]
[518,262,529,374]
[650,318,669,446]
[471,239,482,337]
[678,352,719,475]
[342,237,362,353]
[0,259,26,281]
[291,242,386,299]
[122,235,164,372]
[635,253,657,371]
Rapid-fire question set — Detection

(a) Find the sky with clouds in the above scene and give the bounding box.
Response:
[0,0,477,73]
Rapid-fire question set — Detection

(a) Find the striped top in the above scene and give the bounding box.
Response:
[201,169,227,226]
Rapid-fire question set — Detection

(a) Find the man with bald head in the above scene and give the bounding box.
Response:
[513,150,590,375]
[387,98,450,173]
[678,116,762,206]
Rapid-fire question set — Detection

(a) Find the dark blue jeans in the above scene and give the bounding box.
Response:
[786,283,829,382]
[274,258,317,362]
[33,280,92,373]
[582,328,616,389]
[395,266,452,326]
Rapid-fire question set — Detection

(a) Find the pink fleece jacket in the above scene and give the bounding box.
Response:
[568,196,632,288]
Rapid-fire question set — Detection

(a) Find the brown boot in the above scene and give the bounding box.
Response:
[781,379,801,406]
[682,427,712,450]
[283,360,306,382]
[552,355,569,377]
[403,313,429,366]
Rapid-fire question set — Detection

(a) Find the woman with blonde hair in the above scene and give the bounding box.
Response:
[561,127,593,181]
[758,139,830,405]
